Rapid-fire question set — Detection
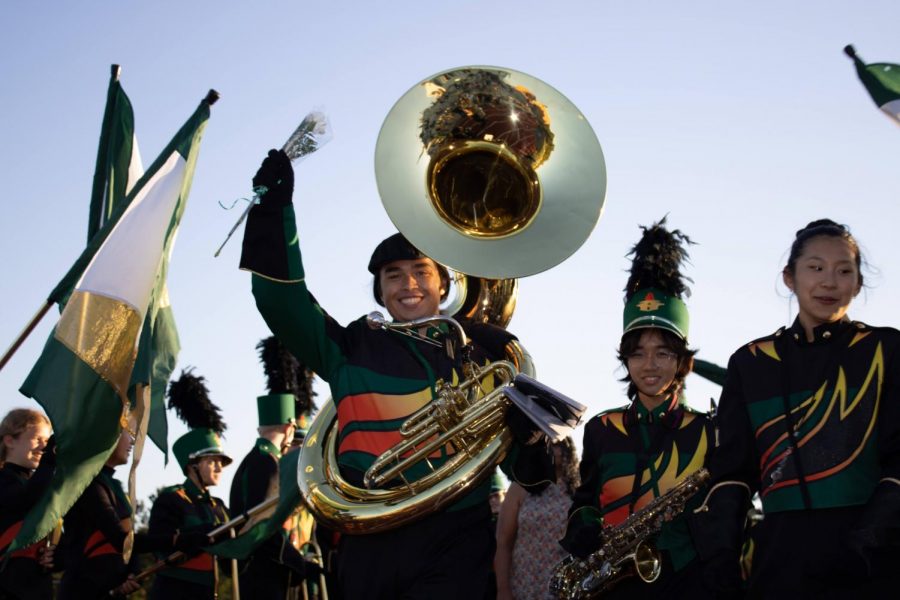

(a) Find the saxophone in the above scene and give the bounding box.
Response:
[549,467,710,599]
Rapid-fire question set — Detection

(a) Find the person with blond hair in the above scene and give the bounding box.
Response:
[0,408,54,600]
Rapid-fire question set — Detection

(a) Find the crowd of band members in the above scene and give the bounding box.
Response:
[1,149,896,600]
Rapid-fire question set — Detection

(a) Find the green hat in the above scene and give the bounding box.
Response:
[172,428,232,473]
[167,369,231,474]
[622,218,694,342]
[257,393,296,426]
[489,471,507,494]
[623,287,690,340]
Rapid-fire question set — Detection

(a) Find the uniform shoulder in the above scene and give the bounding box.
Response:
[682,404,710,417]
[730,327,786,361]
[594,404,630,418]
[853,321,900,337]
[154,483,188,502]
[463,320,518,359]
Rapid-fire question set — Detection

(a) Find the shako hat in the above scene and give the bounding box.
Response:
[256,336,317,427]
[168,369,232,473]
[622,217,693,341]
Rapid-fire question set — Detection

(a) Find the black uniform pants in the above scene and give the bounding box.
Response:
[337,503,494,600]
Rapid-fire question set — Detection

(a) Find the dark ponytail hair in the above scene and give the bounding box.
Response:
[784,219,864,287]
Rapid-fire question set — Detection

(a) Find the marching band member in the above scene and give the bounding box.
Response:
[559,219,715,598]
[57,421,174,599]
[0,409,54,600]
[147,369,231,600]
[694,219,900,598]
[229,337,319,600]
[239,149,552,599]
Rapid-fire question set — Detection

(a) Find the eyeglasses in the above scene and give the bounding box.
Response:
[626,350,678,365]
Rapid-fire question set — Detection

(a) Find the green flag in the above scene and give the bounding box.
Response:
[87,65,143,242]
[8,95,213,553]
[209,450,302,559]
[845,44,900,126]
[692,358,727,387]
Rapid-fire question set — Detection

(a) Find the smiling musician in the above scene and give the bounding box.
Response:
[559,219,715,598]
[239,149,552,600]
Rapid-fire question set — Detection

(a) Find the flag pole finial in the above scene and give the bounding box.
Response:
[111,64,121,80]
[204,89,220,106]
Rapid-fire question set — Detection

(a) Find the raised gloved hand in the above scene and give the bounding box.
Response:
[252,149,294,207]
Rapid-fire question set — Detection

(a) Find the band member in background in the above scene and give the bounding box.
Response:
[58,420,175,599]
[148,370,231,600]
[693,219,900,599]
[560,219,714,598]
[0,409,55,600]
[239,149,552,599]
[229,336,320,600]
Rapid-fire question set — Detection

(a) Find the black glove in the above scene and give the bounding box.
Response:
[252,149,294,207]
[174,529,211,553]
[505,404,543,446]
[38,435,57,468]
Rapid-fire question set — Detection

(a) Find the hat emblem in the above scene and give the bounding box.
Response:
[636,292,664,312]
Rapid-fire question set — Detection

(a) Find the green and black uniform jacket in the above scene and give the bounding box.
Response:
[561,396,713,572]
[697,319,900,586]
[58,467,173,599]
[0,456,55,600]
[230,438,309,593]
[240,202,551,514]
[148,478,228,592]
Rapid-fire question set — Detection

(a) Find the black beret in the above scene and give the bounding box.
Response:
[367,233,427,274]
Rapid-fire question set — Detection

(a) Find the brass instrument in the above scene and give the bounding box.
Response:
[298,66,604,534]
[298,311,535,534]
[374,66,606,278]
[549,468,711,599]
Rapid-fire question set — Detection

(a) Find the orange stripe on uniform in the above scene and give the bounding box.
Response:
[179,553,214,571]
[338,389,433,424]
[338,429,455,459]
[0,521,23,552]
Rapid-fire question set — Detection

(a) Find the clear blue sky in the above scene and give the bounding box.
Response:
[2,1,898,503]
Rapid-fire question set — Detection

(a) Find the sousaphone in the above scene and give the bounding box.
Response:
[375,65,606,278]
[298,66,604,533]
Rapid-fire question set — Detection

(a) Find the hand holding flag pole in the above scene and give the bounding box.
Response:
[126,495,279,587]
[214,111,332,257]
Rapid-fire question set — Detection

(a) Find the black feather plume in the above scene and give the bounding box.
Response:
[167,368,227,434]
[257,337,318,417]
[624,216,695,303]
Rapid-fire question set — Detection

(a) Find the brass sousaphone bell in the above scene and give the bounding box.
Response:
[298,66,605,534]
[375,65,606,278]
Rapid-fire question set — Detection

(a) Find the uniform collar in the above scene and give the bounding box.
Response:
[256,437,282,459]
[183,477,211,502]
[2,462,32,478]
[786,316,854,345]
[631,393,682,426]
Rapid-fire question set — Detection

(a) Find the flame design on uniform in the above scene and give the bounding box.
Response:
[599,427,708,526]
[758,343,884,495]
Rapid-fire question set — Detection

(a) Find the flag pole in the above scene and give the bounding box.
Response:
[0,300,53,372]
[129,495,278,584]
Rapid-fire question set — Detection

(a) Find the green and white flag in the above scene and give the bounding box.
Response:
[9,94,213,552]
[845,45,900,125]
[87,65,143,242]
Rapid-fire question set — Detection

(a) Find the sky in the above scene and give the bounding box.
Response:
[1,1,898,506]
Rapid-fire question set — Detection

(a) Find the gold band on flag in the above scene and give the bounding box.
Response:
[54,290,142,399]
